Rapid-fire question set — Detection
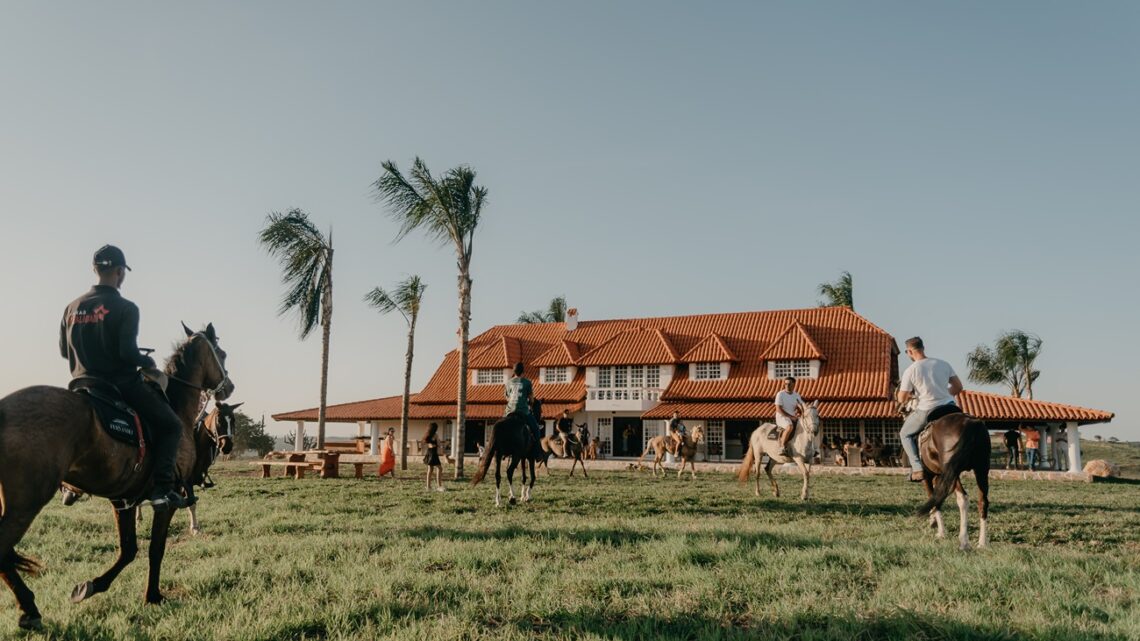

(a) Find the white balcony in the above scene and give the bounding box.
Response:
[585,387,663,412]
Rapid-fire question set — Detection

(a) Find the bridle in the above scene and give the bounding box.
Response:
[168,332,232,399]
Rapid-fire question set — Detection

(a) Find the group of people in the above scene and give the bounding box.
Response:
[1002,425,1066,471]
[504,362,589,457]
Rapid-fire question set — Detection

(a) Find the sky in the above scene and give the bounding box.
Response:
[1,2,1136,441]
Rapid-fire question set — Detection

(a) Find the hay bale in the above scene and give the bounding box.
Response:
[1082,459,1120,478]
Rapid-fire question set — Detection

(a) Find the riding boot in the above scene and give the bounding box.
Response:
[149,429,186,510]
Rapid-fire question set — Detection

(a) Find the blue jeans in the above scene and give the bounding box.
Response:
[1026,449,1039,470]
[899,408,932,473]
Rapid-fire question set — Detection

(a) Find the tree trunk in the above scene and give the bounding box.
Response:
[454,267,472,479]
[317,261,332,450]
[400,315,416,471]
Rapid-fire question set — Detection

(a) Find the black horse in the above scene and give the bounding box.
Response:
[471,413,535,506]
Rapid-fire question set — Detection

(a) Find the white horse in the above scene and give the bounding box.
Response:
[737,402,821,500]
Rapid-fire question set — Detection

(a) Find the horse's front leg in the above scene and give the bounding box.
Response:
[494,456,503,507]
[72,504,139,603]
[976,472,990,548]
[523,458,534,502]
[145,506,175,604]
[188,504,201,536]
[794,458,810,500]
[506,457,520,505]
[765,458,779,498]
[924,475,945,539]
[954,480,970,551]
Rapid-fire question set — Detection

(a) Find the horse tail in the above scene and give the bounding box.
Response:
[737,445,755,483]
[470,421,499,487]
[636,441,651,469]
[917,418,989,516]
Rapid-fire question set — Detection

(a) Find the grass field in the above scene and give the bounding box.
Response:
[1081,440,1140,479]
[3,460,1138,641]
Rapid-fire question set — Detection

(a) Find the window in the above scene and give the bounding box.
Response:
[614,365,628,388]
[542,367,568,384]
[475,368,504,385]
[596,417,613,456]
[694,362,724,380]
[647,365,661,388]
[598,366,612,388]
[773,360,811,379]
[630,365,644,388]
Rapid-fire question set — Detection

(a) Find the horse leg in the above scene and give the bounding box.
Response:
[72,505,139,604]
[764,458,779,498]
[144,506,175,604]
[976,470,990,548]
[579,452,588,479]
[0,509,47,630]
[523,458,534,502]
[794,458,809,500]
[494,456,503,507]
[923,474,945,538]
[954,479,970,551]
[506,457,519,505]
[753,451,762,497]
[188,504,201,536]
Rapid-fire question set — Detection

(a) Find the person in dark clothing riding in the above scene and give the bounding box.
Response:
[505,362,542,443]
[557,409,575,458]
[60,245,187,511]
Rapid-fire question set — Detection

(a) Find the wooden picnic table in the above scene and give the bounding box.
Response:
[252,451,376,479]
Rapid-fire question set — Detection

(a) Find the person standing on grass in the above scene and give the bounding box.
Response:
[1053,428,1069,471]
[1021,425,1041,471]
[1003,428,1021,469]
[896,336,964,482]
[378,428,396,478]
[423,422,444,491]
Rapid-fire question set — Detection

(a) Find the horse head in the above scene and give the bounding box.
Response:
[207,401,243,456]
[690,425,704,443]
[177,322,235,401]
[799,401,820,437]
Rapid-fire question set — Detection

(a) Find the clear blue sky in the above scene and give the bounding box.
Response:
[2,2,1136,440]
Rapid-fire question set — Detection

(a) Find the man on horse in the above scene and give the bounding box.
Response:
[897,336,964,482]
[556,409,575,457]
[59,245,186,510]
[775,376,804,457]
[668,410,687,454]
[505,362,542,443]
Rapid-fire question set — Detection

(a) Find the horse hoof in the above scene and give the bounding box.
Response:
[18,614,43,631]
[191,527,201,536]
[145,592,165,605]
[71,581,96,604]
[509,497,517,505]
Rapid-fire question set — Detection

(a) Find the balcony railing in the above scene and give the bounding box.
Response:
[586,388,662,402]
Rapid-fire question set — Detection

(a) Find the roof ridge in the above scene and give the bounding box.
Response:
[679,332,740,362]
[759,320,826,361]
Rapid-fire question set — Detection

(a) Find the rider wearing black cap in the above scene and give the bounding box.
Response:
[60,245,187,510]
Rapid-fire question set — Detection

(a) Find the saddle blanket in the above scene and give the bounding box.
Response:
[73,387,147,449]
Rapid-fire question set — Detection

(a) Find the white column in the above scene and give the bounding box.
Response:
[294,421,305,452]
[1066,422,1081,472]
[357,421,366,438]
[1038,426,1048,468]
[369,421,380,455]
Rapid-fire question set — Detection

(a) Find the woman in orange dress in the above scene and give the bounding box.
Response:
[378,428,396,477]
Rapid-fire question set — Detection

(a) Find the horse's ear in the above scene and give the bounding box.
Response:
[182,322,194,337]
[811,400,819,409]
[205,323,216,341]
[229,402,244,410]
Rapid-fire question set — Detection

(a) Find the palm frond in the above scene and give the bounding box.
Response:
[258,209,332,340]
[366,275,427,326]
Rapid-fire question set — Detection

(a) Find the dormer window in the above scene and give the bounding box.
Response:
[769,360,819,379]
[693,362,727,381]
[541,366,569,384]
[475,368,505,385]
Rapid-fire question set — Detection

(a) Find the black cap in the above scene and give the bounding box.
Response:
[93,245,131,271]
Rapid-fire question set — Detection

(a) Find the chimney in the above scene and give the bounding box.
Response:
[565,308,579,332]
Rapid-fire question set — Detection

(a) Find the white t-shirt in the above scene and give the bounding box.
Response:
[900,358,958,411]
[775,390,803,427]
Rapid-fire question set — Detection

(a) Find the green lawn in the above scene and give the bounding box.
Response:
[4,462,1138,640]
[1081,440,1140,479]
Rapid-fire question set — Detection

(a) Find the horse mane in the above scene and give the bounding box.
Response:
[163,337,197,377]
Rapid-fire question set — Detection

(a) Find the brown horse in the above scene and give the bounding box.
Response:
[160,399,242,536]
[914,410,991,551]
[0,323,233,630]
[471,414,536,507]
[537,431,589,478]
[638,426,704,479]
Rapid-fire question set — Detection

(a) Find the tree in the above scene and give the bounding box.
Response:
[817,271,854,309]
[365,275,427,471]
[232,412,276,457]
[966,330,1043,399]
[518,295,567,324]
[283,431,318,451]
[259,209,335,448]
[374,158,487,479]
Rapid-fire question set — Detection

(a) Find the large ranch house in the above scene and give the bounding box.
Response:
[274,307,1113,471]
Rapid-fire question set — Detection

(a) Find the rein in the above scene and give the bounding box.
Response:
[166,332,231,399]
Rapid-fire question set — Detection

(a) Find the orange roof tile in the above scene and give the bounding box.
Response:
[532,340,581,367]
[642,401,899,420]
[679,333,740,363]
[759,321,825,361]
[468,336,522,369]
[958,391,1114,424]
[274,398,585,422]
[577,327,680,366]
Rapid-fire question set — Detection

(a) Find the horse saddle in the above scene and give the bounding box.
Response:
[767,427,784,441]
[69,378,148,449]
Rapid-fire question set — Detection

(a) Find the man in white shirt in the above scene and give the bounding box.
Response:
[775,377,804,456]
[896,337,964,481]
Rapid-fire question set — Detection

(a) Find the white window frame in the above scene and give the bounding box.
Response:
[693,362,726,381]
[541,366,569,384]
[598,366,612,388]
[646,365,661,388]
[771,360,815,380]
[475,368,505,385]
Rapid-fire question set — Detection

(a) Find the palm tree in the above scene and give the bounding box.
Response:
[259,209,335,449]
[374,158,487,479]
[518,295,567,324]
[966,330,1043,399]
[365,275,427,471]
[817,271,854,309]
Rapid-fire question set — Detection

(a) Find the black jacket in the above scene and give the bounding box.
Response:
[60,285,155,384]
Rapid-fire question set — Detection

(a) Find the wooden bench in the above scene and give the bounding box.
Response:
[253,461,320,479]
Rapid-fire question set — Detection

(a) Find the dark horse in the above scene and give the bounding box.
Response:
[0,323,233,630]
[914,408,991,551]
[471,413,536,507]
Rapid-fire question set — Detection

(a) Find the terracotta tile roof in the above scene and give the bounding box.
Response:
[679,333,740,363]
[531,340,581,367]
[759,321,825,361]
[468,336,522,369]
[577,327,680,366]
[273,395,410,423]
[958,391,1114,425]
[274,397,585,422]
